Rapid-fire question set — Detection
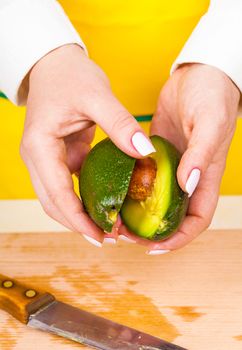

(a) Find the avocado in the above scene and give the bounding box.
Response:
[80,138,135,232]
[120,136,188,240]
[79,136,188,241]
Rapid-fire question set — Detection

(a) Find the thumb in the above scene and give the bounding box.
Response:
[177,120,221,197]
[90,92,156,158]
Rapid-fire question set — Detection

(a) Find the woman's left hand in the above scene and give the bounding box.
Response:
[119,63,240,254]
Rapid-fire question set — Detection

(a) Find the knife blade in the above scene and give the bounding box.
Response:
[0,274,187,350]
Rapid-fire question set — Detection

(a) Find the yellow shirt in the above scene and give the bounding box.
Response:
[0,0,241,198]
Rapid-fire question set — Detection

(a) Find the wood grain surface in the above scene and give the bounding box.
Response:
[0,230,242,350]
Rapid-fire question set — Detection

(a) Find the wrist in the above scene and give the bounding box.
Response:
[30,44,85,76]
[28,44,86,97]
[177,63,240,98]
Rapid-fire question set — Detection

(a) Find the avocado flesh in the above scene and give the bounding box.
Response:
[80,138,135,232]
[120,135,188,241]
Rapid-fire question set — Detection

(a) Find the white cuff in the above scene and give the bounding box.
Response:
[0,0,87,105]
[171,1,242,92]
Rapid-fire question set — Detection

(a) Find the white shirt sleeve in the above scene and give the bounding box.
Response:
[171,0,242,92]
[0,0,87,105]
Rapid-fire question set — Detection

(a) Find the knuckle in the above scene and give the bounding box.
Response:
[19,131,39,162]
[202,215,212,231]
[217,113,229,129]
[42,204,52,218]
[21,129,38,151]
[109,112,134,133]
[46,186,71,210]
[41,200,55,219]
[46,189,61,208]
[203,147,214,164]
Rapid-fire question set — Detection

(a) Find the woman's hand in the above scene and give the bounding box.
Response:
[119,63,240,253]
[20,44,155,246]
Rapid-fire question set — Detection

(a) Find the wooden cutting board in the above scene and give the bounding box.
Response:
[0,230,242,350]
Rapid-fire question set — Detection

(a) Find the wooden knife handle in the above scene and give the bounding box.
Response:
[0,274,55,324]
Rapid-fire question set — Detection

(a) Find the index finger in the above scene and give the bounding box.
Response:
[29,134,104,242]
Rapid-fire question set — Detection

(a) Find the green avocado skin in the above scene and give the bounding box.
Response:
[151,136,188,241]
[79,138,135,232]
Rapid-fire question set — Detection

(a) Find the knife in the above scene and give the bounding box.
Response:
[0,274,187,350]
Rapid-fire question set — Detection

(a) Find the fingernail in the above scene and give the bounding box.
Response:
[119,235,136,243]
[103,237,116,244]
[185,168,201,197]
[146,249,170,255]
[132,132,156,156]
[83,234,102,247]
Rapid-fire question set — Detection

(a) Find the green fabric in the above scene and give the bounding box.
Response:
[0,92,7,99]
[135,114,152,122]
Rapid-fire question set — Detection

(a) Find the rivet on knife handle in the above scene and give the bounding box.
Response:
[0,274,55,324]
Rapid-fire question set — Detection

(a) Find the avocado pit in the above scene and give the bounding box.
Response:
[127,157,157,201]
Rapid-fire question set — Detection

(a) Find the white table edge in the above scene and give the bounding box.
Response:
[0,195,241,233]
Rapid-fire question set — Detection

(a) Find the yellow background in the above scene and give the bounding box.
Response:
[0,0,242,198]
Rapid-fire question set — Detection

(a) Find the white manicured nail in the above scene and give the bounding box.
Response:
[185,168,201,197]
[132,132,156,156]
[83,234,102,247]
[146,249,170,255]
[103,237,116,244]
[119,235,136,243]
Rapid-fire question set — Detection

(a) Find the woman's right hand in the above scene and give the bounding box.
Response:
[20,44,155,246]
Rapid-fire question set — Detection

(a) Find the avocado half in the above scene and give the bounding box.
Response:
[79,136,188,241]
[80,138,135,233]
